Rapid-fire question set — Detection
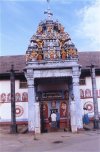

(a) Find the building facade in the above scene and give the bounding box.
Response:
[0,9,100,133]
[0,53,100,133]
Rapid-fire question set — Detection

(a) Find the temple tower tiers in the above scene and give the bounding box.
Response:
[24,8,83,133]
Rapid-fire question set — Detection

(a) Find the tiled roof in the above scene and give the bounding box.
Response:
[78,51,100,69]
[0,52,100,74]
[0,55,26,74]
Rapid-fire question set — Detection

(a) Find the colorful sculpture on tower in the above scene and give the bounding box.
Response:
[26,9,78,62]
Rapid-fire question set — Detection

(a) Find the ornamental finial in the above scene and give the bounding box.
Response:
[44,0,53,20]
[47,0,50,4]
[47,0,50,9]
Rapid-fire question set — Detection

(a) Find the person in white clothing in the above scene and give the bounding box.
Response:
[50,111,57,128]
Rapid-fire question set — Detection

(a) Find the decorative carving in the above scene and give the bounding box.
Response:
[60,101,67,117]
[47,26,53,33]
[1,93,6,102]
[59,39,65,48]
[51,100,56,108]
[42,102,48,119]
[44,51,49,59]
[61,49,67,60]
[36,39,44,48]
[26,53,30,62]
[80,89,84,98]
[67,48,78,59]
[60,25,64,33]
[37,54,43,61]
[22,92,28,102]
[7,93,11,102]
[85,89,91,98]
[84,101,94,113]
[55,51,60,59]
[31,50,38,59]
[16,105,24,117]
[15,93,21,102]
[0,92,28,103]
[26,18,78,62]
[49,50,55,60]
[37,26,43,34]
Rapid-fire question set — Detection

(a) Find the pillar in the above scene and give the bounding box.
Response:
[26,69,41,133]
[72,66,83,130]
[34,102,41,133]
[69,83,77,132]
[70,98,77,132]
[27,77,36,132]
[91,65,99,129]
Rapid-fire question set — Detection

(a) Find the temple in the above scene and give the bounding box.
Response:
[24,8,82,133]
[0,4,100,134]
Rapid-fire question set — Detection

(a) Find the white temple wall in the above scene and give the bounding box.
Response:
[0,80,28,122]
[80,76,100,118]
[0,80,28,94]
[0,75,100,123]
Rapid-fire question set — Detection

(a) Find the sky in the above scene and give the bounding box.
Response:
[0,0,100,56]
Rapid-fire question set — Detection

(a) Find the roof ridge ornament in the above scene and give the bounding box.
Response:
[44,0,53,20]
[47,0,50,9]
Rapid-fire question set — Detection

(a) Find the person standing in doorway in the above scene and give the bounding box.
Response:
[56,110,60,128]
[51,111,57,128]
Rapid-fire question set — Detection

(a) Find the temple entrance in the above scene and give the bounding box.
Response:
[25,4,82,133]
[35,77,72,133]
[40,91,70,133]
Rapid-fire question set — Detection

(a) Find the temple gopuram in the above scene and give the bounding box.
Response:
[24,8,82,133]
[26,18,78,62]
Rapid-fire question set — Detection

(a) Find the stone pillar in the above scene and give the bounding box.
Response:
[34,102,41,133]
[27,77,36,132]
[72,66,83,130]
[91,65,99,129]
[26,69,41,133]
[68,83,77,132]
[70,99,77,132]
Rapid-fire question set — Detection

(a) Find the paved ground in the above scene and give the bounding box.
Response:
[0,127,100,152]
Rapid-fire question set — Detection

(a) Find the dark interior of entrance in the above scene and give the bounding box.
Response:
[35,77,71,133]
